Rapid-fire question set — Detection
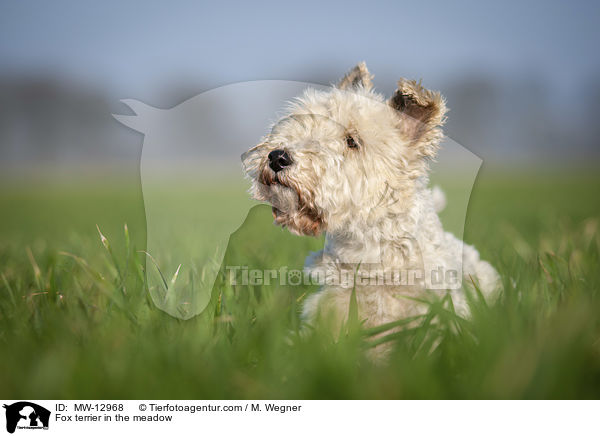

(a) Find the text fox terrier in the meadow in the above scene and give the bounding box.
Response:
[242,63,499,335]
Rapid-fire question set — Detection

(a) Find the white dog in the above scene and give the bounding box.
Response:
[242,63,499,340]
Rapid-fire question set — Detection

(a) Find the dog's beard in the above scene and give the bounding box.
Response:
[256,165,324,236]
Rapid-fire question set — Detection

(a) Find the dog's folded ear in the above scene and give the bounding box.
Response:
[389,79,447,158]
[337,62,374,91]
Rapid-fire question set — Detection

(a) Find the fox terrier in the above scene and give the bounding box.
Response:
[242,63,499,338]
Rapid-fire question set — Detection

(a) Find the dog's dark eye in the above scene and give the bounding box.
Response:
[346,135,359,149]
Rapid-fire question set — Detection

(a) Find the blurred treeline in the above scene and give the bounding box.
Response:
[0,72,599,171]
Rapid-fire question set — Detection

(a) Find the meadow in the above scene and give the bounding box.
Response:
[0,168,599,399]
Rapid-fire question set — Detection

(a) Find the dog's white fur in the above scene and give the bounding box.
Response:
[242,63,499,339]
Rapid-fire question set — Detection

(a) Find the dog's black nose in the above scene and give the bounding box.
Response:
[268,149,292,172]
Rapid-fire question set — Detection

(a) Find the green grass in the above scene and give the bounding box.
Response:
[1,169,599,399]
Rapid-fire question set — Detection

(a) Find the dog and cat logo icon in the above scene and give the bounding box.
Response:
[3,402,50,433]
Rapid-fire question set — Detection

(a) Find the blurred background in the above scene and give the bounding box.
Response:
[1,0,599,177]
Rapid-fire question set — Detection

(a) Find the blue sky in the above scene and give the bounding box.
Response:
[1,0,599,100]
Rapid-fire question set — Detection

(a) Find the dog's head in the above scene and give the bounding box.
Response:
[242,63,447,236]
